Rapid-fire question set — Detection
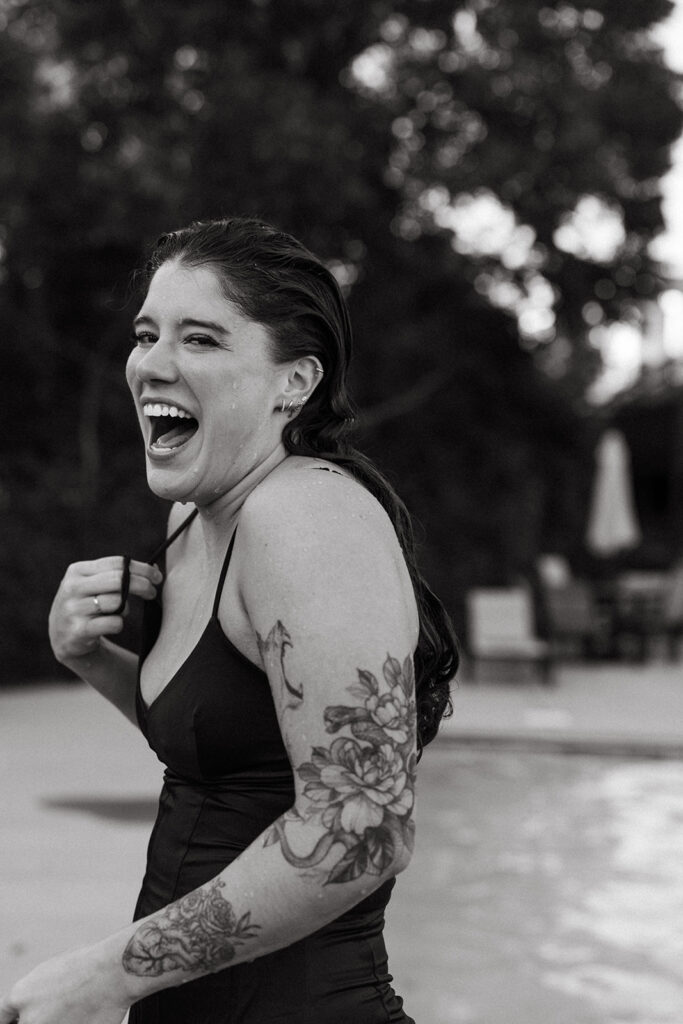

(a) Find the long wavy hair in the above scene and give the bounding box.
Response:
[140,217,457,752]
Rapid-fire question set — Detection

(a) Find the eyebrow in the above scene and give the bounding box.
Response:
[133,315,231,335]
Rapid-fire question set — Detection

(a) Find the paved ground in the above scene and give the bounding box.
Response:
[443,657,683,756]
[1,661,682,1022]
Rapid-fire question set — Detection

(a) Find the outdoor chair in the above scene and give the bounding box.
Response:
[611,565,683,661]
[539,579,604,659]
[663,561,683,660]
[466,586,553,685]
[613,571,669,662]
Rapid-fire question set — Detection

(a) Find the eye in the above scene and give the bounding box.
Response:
[131,330,157,347]
[184,334,219,348]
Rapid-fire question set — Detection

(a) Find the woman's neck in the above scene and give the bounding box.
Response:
[194,443,288,557]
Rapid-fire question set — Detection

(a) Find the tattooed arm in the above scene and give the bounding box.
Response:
[0,470,419,1021]
[121,472,419,986]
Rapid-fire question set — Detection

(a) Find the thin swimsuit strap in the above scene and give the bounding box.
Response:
[147,507,199,565]
[212,528,238,619]
[145,505,236,620]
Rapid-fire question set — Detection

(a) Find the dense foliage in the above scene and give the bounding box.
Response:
[1,0,680,679]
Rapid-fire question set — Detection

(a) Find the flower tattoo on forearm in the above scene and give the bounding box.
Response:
[264,644,417,884]
[122,880,259,977]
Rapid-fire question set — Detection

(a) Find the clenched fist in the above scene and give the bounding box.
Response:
[49,556,162,664]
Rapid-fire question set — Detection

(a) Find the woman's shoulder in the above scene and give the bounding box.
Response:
[242,456,391,545]
[238,457,418,639]
[237,457,414,592]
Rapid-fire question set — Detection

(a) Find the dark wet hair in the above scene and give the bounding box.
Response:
[140,217,457,752]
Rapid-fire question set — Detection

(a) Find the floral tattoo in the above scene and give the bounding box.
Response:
[122,880,259,977]
[264,648,417,884]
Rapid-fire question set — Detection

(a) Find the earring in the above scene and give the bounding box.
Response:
[278,396,308,414]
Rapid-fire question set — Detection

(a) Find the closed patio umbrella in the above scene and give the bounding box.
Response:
[586,428,641,557]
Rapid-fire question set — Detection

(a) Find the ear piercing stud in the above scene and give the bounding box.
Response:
[279,397,308,413]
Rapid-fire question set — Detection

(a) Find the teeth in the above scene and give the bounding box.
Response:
[143,402,193,419]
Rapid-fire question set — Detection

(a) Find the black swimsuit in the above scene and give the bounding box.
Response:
[129,510,414,1023]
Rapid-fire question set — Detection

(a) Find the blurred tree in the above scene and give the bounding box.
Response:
[0,0,679,678]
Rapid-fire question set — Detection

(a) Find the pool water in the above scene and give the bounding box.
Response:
[387,745,683,1024]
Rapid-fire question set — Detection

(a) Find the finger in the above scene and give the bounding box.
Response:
[127,571,162,600]
[77,569,161,599]
[71,555,134,576]
[83,615,125,638]
[77,570,133,596]
[78,594,131,617]
[124,558,164,582]
[73,558,163,582]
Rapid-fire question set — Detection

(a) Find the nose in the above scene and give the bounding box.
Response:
[134,337,179,384]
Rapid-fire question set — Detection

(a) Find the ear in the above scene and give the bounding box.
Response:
[277,356,324,408]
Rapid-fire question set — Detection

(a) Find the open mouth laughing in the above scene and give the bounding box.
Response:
[143,401,199,454]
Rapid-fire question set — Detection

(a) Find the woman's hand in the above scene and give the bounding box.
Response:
[49,557,163,664]
[0,946,130,1024]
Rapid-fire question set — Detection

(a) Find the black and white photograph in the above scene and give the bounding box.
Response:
[2,2,683,1021]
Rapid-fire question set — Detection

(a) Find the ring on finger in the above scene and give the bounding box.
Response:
[92,596,102,614]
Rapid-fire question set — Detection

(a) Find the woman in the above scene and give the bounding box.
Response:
[1,218,457,1024]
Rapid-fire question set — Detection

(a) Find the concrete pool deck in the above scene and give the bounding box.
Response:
[443,658,683,757]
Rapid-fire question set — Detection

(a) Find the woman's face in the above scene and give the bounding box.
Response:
[126,259,285,505]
